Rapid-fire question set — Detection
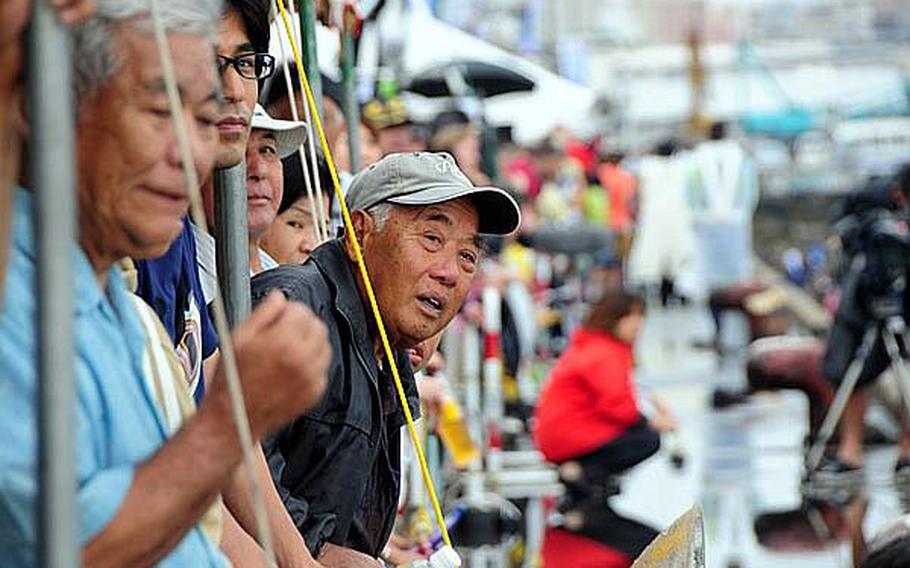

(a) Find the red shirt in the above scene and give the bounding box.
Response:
[542,528,631,568]
[534,329,641,463]
[597,163,637,234]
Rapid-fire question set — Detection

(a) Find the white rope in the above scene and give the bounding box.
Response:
[275,11,324,244]
[147,1,277,566]
[286,3,331,241]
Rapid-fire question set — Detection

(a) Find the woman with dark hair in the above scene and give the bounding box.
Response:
[260,151,333,264]
[536,288,674,567]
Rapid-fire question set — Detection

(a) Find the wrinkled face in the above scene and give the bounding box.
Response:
[355,199,481,348]
[260,195,327,264]
[246,129,283,237]
[76,27,220,267]
[613,310,644,345]
[214,10,258,168]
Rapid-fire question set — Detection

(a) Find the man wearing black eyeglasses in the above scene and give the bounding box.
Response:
[134,1,324,567]
[211,11,273,169]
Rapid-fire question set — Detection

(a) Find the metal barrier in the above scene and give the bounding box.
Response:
[213,163,252,324]
[340,9,361,173]
[29,3,78,566]
[441,282,562,568]
[298,0,322,116]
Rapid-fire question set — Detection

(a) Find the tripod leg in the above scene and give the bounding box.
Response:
[806,327,878,475]
[882,329,910,431]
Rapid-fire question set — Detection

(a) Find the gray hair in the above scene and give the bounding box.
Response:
[74,0,223,100]
[366,202,395,231]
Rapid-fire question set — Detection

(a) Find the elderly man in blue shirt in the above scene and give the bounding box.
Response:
[0,0,330,566]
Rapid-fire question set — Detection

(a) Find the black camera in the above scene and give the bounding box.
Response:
[835,208,910,322]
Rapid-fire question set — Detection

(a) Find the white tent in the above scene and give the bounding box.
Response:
[399,10,597,144]
[268,2,597,145]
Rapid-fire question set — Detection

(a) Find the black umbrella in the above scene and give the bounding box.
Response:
[406,60,535,98]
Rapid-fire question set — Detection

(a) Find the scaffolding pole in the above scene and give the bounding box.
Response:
[340,18,361,173]
[29,3,78,567]
[299,0,323,117]
[213,164,251,326]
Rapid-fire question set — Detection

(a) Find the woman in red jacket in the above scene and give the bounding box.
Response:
[535,288,673,567]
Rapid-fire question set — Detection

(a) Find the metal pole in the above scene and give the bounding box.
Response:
[29,3,78,567]
[299,0,323,117]
[213,164,251,327]
[482,284,503,474]
[481,120,498,182]
[340,21,361,173]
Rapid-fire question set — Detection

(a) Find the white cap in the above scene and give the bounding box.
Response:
[250,104,308,159]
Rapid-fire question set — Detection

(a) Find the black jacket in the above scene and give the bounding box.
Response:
[250,239,420,558]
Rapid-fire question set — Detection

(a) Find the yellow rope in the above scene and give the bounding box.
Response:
[274,0,453,549]
[274,17,324,243]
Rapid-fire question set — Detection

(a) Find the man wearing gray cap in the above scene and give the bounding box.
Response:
[250,151,520,566]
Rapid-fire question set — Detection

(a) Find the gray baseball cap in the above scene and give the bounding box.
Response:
[345,152,521,235]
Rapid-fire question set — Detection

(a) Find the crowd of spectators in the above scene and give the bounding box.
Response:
[14,1,904,567]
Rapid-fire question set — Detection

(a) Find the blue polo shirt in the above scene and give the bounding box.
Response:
[0,189,227,567]
[136,217,219,403]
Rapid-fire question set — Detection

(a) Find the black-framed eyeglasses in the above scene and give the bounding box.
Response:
[217,53,276,81]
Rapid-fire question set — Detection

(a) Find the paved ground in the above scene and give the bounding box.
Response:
[615,302,908,568]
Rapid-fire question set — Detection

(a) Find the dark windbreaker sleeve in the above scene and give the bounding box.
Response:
[261,431,336,555]
[253,265,337,554]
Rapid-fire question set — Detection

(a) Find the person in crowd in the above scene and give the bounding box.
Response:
[497,127,541,200]
[535,288,676,566]
[133,1,326,565]
[119,258,226,552]
[534,136,581,225]
[0,2,330,566]
[260,151,333,265]
[196,103,308,301]
[817,164,910,483]
[334,115,383,175]
[745,336,833,436]
[264,70,357,225]
[243,106,307,274]
[429,122,491,186]
[0,0,95,301]
[265,70,347,160]
[250,151,520,567]
[626,138,697,306]
[700,281,791,353]
[362,95,427,156]
[135,0,277,403]
[596,149,637,257]
[688,121,758,291]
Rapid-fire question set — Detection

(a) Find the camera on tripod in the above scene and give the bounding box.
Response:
[835,208,910,323]
[805,206,910,480]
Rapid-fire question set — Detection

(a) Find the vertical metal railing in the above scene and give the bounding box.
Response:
[340,10,360,173]
[214,164,252,325]
[299,0,322,117]
[29,2,78,567]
